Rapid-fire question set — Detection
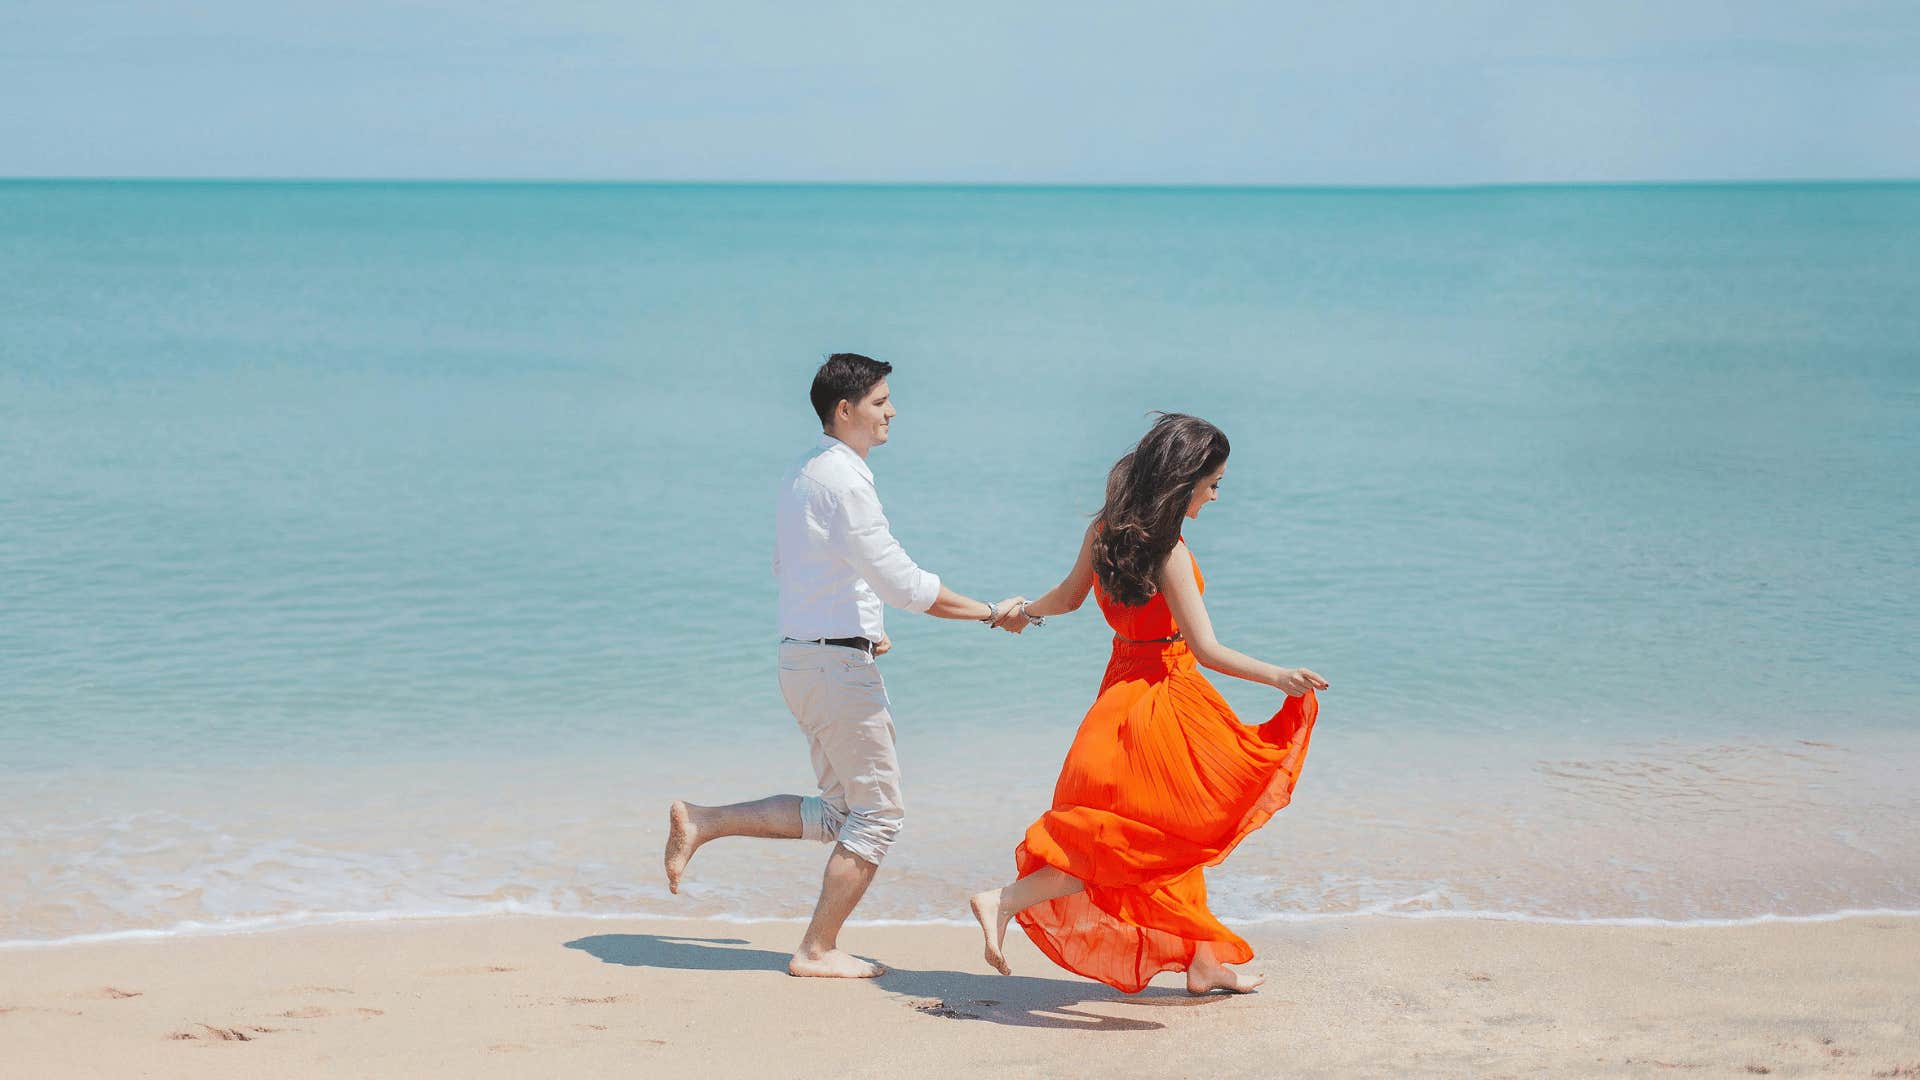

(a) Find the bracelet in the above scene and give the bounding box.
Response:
[981,600,999,625]
[1019,600,1046,627]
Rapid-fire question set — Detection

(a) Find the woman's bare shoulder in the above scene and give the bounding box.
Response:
[1161,538,1193,569]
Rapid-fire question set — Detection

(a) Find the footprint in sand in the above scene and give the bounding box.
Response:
[169,1023,281,1042]
[1368,987,1426,1010]
[1481,1012,1553,1027]
[4,1005,84,1018]
[275,1004,384,1020]
[909,999,981,1020]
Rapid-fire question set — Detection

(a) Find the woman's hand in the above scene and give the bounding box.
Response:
[1271,667,1328,696]
[991,597,1031,634]
[874,636,892,656]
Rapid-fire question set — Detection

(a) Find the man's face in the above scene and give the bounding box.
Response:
[840,379,895,449]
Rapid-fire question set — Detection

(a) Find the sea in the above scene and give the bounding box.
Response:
[2,180,1916,947]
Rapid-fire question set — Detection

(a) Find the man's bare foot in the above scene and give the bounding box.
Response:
[787,949,886,979]
[664,801,703,894]
[1186,963,1265,995]
[969,890,1012,975]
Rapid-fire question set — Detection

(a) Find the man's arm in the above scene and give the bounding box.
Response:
[924,584,998,622]
[835,485,1021,625]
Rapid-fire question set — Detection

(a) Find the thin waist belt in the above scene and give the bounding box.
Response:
[1114,632,1184,645]
[783,635,877,655]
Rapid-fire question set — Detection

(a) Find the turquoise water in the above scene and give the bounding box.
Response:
[2,181,1916,942]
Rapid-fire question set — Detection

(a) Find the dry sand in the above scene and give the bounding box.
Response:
[2,914,1916,1078]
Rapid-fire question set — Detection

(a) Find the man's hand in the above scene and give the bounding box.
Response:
[873,635,892,656]
[991,597,1031,634]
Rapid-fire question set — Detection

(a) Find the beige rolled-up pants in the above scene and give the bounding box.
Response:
[776,640,904,866]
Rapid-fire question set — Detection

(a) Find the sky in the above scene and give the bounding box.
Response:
[2,1,1917,184]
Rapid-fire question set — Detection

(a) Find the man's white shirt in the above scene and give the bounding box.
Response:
[775,435,940,642]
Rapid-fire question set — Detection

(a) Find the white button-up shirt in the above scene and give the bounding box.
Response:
[775,435,941,642]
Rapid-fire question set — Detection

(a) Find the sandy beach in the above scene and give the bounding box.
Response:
[3,914,1915,1078]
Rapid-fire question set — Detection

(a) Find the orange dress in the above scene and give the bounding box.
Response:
[1013,543,1318,993]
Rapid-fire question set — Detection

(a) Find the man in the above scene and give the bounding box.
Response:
[664,353,1028,979]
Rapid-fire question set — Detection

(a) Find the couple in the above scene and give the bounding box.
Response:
[664,353,1326,995]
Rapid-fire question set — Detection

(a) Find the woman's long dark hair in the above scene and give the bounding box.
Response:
[1092,413,1230,607]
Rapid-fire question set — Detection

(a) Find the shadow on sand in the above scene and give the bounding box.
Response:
[564,933,1223,1031]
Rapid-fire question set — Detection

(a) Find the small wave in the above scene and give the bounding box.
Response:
[0,904,662,951]
[5,902,1916,950]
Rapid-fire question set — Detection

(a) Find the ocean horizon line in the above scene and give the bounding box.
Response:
[3,176,1916,194]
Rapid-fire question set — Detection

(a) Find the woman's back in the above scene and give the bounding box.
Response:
[1094,543,1203,641]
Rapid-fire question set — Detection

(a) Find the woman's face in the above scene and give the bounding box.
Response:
[1185,462,1226,519]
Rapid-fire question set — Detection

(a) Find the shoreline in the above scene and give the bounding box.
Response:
[10,904,1920,953]
[4,913,1915,1078]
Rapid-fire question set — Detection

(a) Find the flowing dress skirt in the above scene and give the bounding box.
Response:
[1014,639,1317,993]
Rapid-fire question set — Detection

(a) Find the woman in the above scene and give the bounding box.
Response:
[970,413,1327,994]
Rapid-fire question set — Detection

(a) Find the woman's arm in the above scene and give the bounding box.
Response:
[1020,521,1100,619]
[1158,542,1328,696]
[926,584,1025,622]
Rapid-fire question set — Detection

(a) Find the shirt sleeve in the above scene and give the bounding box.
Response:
[831,482,941,613]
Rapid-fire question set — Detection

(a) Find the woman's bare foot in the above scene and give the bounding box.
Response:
[664,801,703,894]
[1186,962,1265,995]
[1187,945,1264,994]
[788,949,886,979]
[969,890,1012,975]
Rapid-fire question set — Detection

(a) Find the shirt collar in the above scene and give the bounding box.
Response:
[817,433,874,483]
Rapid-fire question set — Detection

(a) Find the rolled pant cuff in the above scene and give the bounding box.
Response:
[798,795,839,845]
[834,818,898,867]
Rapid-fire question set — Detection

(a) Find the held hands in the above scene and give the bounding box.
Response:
[874,635,892,656]
[989,597,1031,634]
[1272,666,1329,697]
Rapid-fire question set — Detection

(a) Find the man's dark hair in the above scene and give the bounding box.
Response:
[810,353,893,428]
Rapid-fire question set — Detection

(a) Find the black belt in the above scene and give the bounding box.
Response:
[787,636,876,654]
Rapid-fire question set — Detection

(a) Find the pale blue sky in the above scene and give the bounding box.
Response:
[3,1,1916,183]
